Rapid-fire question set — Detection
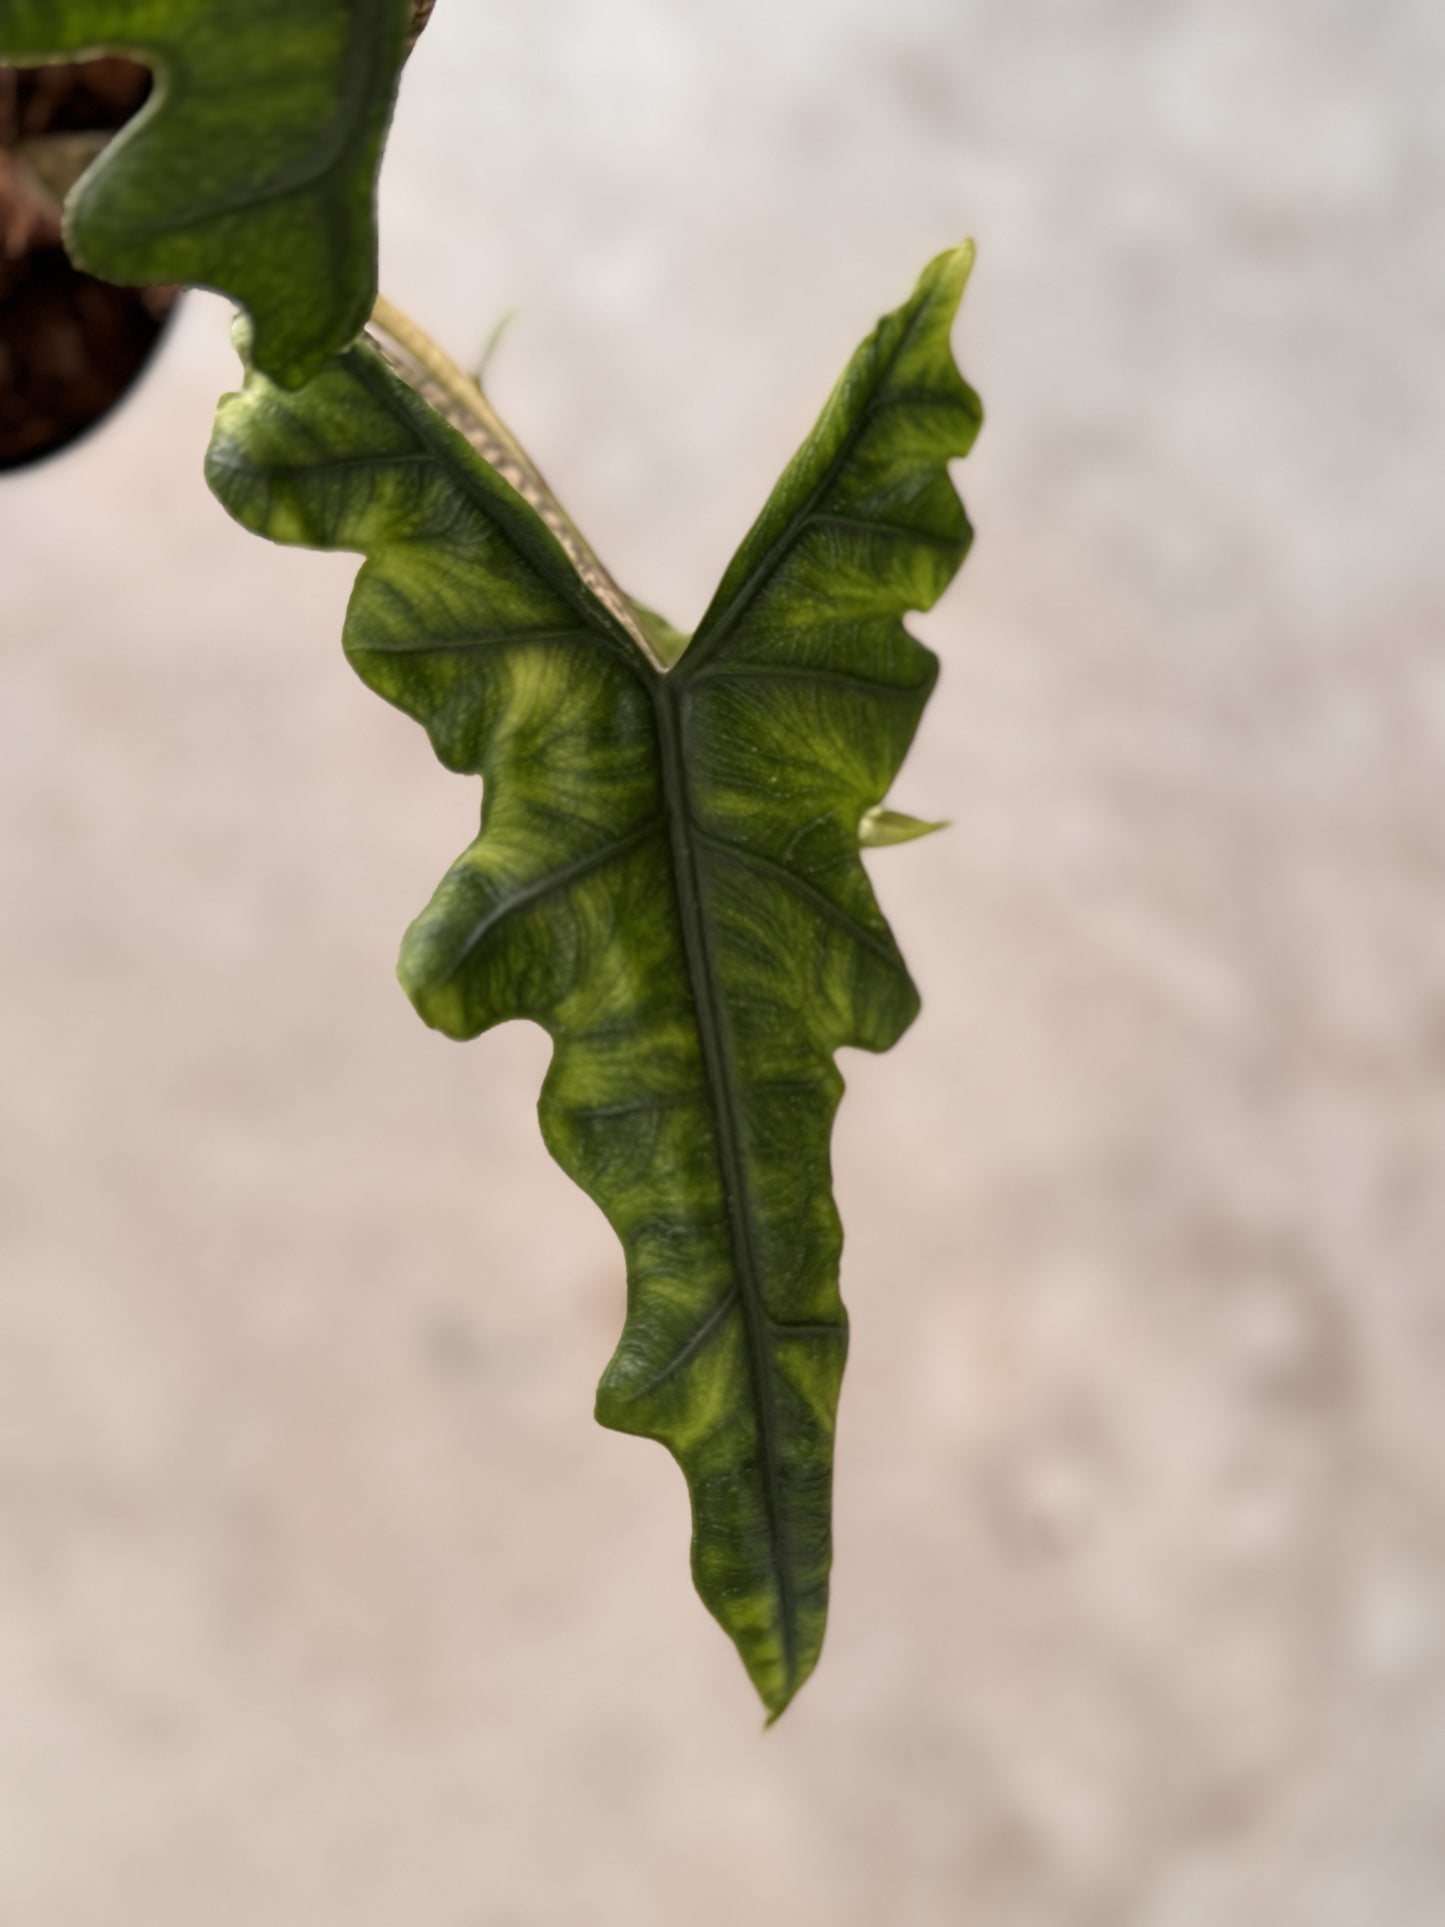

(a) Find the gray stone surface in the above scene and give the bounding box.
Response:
[1,1,1442,1920]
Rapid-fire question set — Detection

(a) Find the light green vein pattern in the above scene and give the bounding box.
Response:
[206,247,982,1716]
[0,0,412,386]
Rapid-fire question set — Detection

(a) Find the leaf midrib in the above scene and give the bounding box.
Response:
[652,674,799,1694]
[353,351,645,674]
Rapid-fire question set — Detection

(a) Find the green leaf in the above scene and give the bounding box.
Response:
[205,245,982,1717]
[0,0,413,386]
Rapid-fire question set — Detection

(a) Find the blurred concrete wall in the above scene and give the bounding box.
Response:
[2,1,1443,1921]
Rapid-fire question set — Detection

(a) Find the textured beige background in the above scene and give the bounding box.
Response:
[2,1,1444,1921]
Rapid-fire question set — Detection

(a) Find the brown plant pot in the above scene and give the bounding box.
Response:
[0,55,179,472]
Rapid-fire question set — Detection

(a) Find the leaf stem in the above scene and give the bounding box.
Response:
[368,294,665,672]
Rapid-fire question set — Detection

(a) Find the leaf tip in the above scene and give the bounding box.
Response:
[222,307,334,391]
[755,1645,823,1724]
[226,310,256,369]
[928,235,976,289]
[859,807,950,849]
[760,1680,801,1727]
[397,964,473,1042]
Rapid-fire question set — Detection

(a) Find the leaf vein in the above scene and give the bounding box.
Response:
[432,816,663,989]
[802,510,966,555]
[633,1288,740,1397]
[352,627,614,659]
[690,663,932,701]
[692,828,903,973]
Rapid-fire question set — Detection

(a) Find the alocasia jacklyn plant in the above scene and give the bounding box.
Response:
[1,0,981,1718]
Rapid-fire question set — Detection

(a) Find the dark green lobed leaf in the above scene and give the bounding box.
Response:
[206,246,982,1715]
[0,0,413,386]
